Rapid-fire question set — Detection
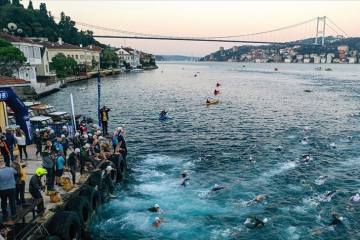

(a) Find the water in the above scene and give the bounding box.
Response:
[43,62,360,239]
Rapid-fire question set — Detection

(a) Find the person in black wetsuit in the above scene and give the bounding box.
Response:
[329,213,343,226]
[117,128,127,161]
[211,184,226,192]
[180,171,190,186]
[67,148,80,185]
[148,203,162,213]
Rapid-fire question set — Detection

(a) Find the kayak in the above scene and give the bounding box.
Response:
[205,99,220,106]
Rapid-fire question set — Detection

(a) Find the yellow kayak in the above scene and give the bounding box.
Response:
[205,99,220,106]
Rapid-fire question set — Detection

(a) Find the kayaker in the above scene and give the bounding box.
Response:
[206,99,210,104]
[160,110,167,118]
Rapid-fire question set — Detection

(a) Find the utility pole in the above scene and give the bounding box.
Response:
[315,16,326,46]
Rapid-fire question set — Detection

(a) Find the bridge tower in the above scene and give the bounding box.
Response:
[315,16,326,46]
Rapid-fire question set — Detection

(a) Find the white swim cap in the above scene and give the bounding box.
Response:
[74,148,80,153]
[84,143,90,148]
[155,217,160,221]
[61,134,65,138]
[154,204,160,208]
[75,132,80,137]
[106,165,113,171]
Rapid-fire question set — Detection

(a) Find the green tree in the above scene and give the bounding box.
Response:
[0,0,10,6]
[0,38,26,76]
[100,48,118,69]
[50,53,78,78]
[39,3,47,16]
[27,0,33,10]
[12,0,21,7]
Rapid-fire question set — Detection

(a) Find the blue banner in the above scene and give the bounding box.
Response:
[0,87,32,144]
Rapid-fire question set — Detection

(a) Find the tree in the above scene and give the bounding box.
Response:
[50,53,78,78]
[27,0,33,10]
[0,38,26,76]
[39,3,47,17]
[12,0,21,7]
[0,0,10,6]
[100,48,118,69]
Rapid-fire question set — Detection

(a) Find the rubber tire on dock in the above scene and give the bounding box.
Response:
[47,211,81,240]
[79,184,102,212]
[88,171,102,187]
[64,196,91,225]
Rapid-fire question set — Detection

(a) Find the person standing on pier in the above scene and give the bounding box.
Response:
[15,128,28,161]
[67,148,80,185]
[29,168,47,215]
[5,128,16,162]
[0,135,11,167]
[33,129,42,159]
[0,160,17,224]
[100,106,111,136]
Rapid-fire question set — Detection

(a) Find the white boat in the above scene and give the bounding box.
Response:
[130,68,144,73]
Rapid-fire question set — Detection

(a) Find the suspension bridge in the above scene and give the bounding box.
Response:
[70,16,349,46]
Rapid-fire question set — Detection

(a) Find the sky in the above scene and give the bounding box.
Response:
[25,0,360,56]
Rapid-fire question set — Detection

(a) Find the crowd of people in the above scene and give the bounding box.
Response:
[0,107,127,225]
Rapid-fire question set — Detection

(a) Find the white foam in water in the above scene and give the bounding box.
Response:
[286,226,300,240]
[262,161,297,178]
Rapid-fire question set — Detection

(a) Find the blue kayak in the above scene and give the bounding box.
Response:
[159,115,170,121]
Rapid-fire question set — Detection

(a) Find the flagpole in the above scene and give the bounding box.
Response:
[97,72,102,127]
[70,93,76,135]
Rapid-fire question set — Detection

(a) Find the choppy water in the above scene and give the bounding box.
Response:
[43,62,360,239]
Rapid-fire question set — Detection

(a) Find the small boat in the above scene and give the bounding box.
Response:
[315,67,322,71]
[325,68,333,71]
[205,99,220,106]
[274,68,279,71]
[159,115,169,121]
[131,68,144,73]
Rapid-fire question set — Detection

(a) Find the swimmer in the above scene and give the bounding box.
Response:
[255,194,267,203]
[329,142,337,149]
[148,203,162,213]
[180,171,190,186]
[216,82,221,87]
[301,137,308,145]
[329,213,343,226]
[315,175,328,185]
[350,193,360,202]
[153,217,164,228]
[244,216,268,229]
[211,184,226,192]
[321,190,336,202]
[275,146,283,152]
[248,156,256,163]
[302,154,311,164]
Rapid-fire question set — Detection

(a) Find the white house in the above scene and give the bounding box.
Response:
[0,32,42,84]
[116,47,141,68]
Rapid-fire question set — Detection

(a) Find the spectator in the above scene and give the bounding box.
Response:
[55,151,65,186]
[100,106,111,135]
[12,156,26,206]
[5,128,16,162]
[0,160,17,224]
[53,137,63,153]
[29,168,47,215]
[61,134,69,161]
[42,142,55,191]
[0,135,11,167]
[79,144,91,174]
[14,128,28,161]
[33,129,42,158]
[72,132,83,149]
[67,148,80,185]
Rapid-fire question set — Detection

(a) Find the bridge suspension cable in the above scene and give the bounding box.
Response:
[65,16,317,40]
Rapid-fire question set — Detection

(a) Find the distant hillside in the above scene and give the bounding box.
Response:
[200,36,360,62]
[155,55,199,61]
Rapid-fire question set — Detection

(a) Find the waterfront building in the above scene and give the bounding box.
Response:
[313,56,321,64]
[0,32,42,84]
[39,38,101,71]
[117,47,141,68]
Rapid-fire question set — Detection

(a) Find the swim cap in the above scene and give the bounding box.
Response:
[155,217,160,221]
[106,165,113,171]
[84,143,90,148]
[154,204,160,208]
[36,167,48,177]
[74,148,80,153]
